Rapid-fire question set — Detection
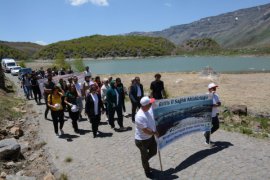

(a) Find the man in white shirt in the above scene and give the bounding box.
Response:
[204,83,221,144]
[135,96,158,178]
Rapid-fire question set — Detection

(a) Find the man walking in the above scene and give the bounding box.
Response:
[135,96,158,178]
[204,83,221,144]
[129,77,144,123]
[150,73,165,100]
[106,80,126,130]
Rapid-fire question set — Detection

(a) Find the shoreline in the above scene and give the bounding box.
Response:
[31,54,270,62]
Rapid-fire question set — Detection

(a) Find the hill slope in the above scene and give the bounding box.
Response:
[0,41,43,57]
[129,3,270,48]
[34,35,176,59]
[0,44,28,60]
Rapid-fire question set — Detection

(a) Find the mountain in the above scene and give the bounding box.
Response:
[34,35,175,59]
[129,3,270,48]
[0,44,28,60]
[0,41,43,57]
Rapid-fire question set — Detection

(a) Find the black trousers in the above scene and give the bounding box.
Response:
[108,106,123,128]
[51,110,64,134]
[205,115,220,142]
[131,100,141,122]
[69,111,79,131]
[122,99,126,112]
[44,96,50,118]
[89,115,101,136]
[135,136,157,173]
[32,88,41,103]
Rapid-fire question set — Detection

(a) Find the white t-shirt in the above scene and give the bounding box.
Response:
[212,93,220,117]
[136,85,142,97]
[135,108,156,140]
[114,89,119,105]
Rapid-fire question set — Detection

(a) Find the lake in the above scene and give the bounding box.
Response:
[83,56,270,74]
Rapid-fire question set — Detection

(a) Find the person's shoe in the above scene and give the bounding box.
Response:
[55,132,59,137]
[60,129,64,135]
[119,127,127,131]
[132,120,135,123]
[145,171,154,178]
[205,141,214,146]
[123,112,129,117]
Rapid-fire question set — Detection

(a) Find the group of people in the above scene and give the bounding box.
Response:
[21,66,167,139]
[19,65,221,178]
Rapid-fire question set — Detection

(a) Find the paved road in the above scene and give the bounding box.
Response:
[8,74,270,180]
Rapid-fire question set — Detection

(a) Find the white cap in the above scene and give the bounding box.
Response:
[140,96,155,106]
[208,83,218,89]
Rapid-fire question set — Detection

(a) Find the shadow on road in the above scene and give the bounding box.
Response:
[97,131,113,138]
[114,126,132,132]
[99,121,108,125]
[151,141,233,179]
[79,129,92,135]
[59,133,80,142]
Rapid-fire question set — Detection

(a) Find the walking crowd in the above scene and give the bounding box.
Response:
[19,65,221,178]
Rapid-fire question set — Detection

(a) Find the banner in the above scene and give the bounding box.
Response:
[38,73,86,97]
[152,94,213,149]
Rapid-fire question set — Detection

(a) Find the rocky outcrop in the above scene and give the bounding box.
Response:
[0,138,21,161]
[229,105,248,116]
[6,175,36,180]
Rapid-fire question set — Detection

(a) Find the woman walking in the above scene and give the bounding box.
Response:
[47,86,65,136]
[64,84,80,133]
[85,83,104,138]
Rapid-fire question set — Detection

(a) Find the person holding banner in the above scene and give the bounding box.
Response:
[204,83,221,145]
[135,96,158,178]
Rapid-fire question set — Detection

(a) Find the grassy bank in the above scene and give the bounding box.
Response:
[0,78,25,124]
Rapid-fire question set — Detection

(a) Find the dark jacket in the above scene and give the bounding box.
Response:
[85,93,104,117]
[129,84,144,103]
[106,81,123,109]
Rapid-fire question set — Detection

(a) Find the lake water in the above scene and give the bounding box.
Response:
[84,56,270,74]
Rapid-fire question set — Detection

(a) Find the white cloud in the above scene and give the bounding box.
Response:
[69,0,109,6]
[164,3,172,7]
[35,41,48,46]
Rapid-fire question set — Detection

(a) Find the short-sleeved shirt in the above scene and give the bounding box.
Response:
[150,80,164,99]
[65,92,77,105]
[135,108,156,140]
[212,93,220,117]
[48,93,63,111]
[44,81,55,97]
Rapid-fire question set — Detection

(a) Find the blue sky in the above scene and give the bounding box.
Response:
[0,0,269,45]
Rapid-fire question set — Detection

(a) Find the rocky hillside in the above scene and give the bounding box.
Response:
[0,41,43,58]
[129,3,270,48]
[0,44,28,60]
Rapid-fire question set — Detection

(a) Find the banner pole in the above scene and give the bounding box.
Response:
[158,149,163,171]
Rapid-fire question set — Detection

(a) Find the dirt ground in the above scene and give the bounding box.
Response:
[102,72,270,115]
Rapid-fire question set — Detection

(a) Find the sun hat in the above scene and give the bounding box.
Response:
[140,96,155,106]
[208,83,218,89]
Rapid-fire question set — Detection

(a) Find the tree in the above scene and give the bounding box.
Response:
[53,52,69,70]
[73,56,85,72]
